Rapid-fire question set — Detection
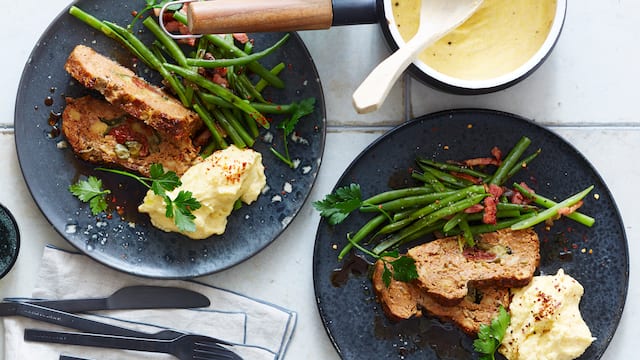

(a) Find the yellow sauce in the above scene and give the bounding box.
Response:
[392,0,556,80]
[499,269,595,360]
[138,145,266,239]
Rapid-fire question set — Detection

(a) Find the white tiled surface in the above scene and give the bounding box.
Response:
[1,1,638,359]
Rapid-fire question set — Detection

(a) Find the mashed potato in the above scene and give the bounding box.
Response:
[138,145,266,239]
[392,0,556,80]
[499,269,595,360]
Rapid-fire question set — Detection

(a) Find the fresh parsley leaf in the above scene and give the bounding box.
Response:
[473,305,510,360]
[149,163,181,194]
[69,176,111,215]
[377,251,418,287]
[97,165,199,232]
[278,98,316,137]
[271,97,316,168]
[389,256,418,283]
[313,183,363,225]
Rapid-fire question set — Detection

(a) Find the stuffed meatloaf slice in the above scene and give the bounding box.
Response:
[62,95,201,177]
[64,44,202,142]
[372,259,510,335]
[407,228,540,306]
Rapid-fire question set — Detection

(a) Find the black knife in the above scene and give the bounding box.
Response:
[0,285,210,315]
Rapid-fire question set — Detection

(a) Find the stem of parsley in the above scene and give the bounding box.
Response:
[96,165,201,232]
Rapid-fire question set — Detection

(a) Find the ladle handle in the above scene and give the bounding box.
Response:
[352,35,436,114]
[188,0,333,34]
[187,0,380,34]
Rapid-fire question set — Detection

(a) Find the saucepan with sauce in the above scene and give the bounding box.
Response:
[182,0,566,95]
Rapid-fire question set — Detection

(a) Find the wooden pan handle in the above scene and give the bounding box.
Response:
[187,0,334,34]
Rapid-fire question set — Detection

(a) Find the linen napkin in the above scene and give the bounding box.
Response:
[3,246,297,360]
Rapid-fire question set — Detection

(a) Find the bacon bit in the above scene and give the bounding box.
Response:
[193,129,212,147]
[232,33,250,44]
[558,201,584,216]
[482,196,498,225]
[212,73,229,87]
[451,172,483,184]
[464,204,484,214]
[486,184,504,198]
[510,191,526,204]
[463,157,500,167]
[491,146,502,162]
[463,247,497,261]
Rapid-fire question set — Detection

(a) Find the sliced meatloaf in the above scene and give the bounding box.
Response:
[62,95,201,177]
[407,228,539,306]
[372,259,511,335]
[64,44,201,141]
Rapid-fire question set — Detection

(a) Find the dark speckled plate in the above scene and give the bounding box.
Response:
[14,0,325,279]
[313,110,627,359]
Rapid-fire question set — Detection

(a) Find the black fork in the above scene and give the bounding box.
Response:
[26,329,241,360]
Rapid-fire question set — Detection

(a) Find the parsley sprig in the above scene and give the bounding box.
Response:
[270,98,316,168]
[347,233,418,287]
[96,164,201,232]
[473,305,511,360]
[312,183,363,225]
[69,176,111,215]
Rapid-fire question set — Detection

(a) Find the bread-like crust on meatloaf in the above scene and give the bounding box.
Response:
[407,228,539,306]
[372,259,511,335]
[64,44,201,141]
[62,95,201,177]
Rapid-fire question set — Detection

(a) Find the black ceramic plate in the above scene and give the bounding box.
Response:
[313,110,627,359]
[14,0,325,279]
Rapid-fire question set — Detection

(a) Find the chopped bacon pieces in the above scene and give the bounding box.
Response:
[558,201,584,216]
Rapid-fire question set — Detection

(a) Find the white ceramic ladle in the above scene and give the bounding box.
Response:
[352,0,484,114]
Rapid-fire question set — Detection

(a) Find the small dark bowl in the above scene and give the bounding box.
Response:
[0,204,20,279]
[378,0,567,95]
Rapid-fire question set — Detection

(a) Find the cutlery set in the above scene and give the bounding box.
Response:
[1,286,242,360]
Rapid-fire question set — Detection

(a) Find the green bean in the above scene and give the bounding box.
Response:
[143,16,187,67]
[192,101,227,150]
[513,183,595,227]
[363,187,438,205]
[372,221,445,254]
[443,212,468,233]
[511,186,594,230]
[256,62,286,92]
[496,202,539,213]
[338,214,387,260]
[172,11,285,88]
[400,186,485,222]
[210,107,246,148]
[186,33,290,68]
[221,107,254,147]
[237,73,267,103]
[464,209,522,222]
[360,191,457,214]
[417,158,490,180]
[469,213,536,234]
[411,170,447,192]
[373,193,486,254]
[419,163,475,188]
[164,63,269,128]
[506,148,541,178]
[488,136,531,185]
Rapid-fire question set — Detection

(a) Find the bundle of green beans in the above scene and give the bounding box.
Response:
[313,136,595,260]
[68,6,314,160]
